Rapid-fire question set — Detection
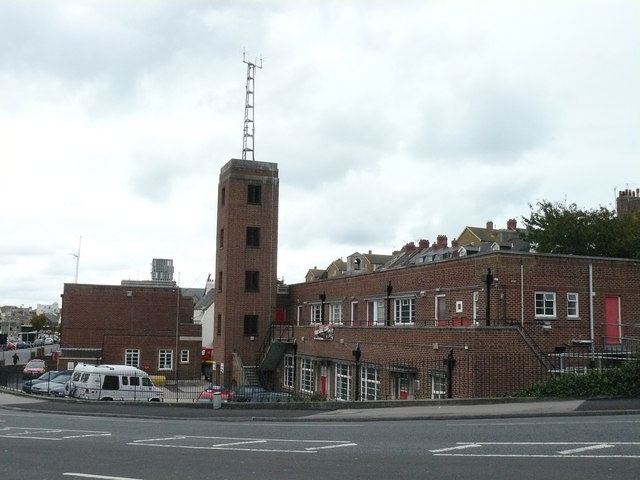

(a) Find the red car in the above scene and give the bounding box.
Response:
[195,385,229,403]
[23,359,47,379]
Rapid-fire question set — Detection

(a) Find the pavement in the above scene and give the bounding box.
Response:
[1,387,639,422]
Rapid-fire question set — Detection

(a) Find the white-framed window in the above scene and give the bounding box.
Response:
[180,349,189,364]
[310,304,322,324]
[361,366,380,400]
[284,355,294,389]
[367,300,386,325]
[301,358,315,393]
[395,297,415,325]
[455,301,463,313]
[535,292,556,318]
[125,349,140,367]
[431,370,447,399]
[335,363,352,401]
[296,305,303,326]
[159,349,173,370]
[329,303,343,325]
[567,292,579,318]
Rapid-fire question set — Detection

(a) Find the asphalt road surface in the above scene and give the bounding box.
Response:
[1,404,639,480]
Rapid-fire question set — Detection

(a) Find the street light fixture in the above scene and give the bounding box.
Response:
[481,268,494,326]
[319,293,326,325]
[352,343,362,401]
[386,281,393,326]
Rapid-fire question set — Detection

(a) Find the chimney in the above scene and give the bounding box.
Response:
[436,235,448,248]
[486,221,494,231]
[451,238,458,248]
[403,242,416,252]
[507,218,517,230]
[418,239,430,249]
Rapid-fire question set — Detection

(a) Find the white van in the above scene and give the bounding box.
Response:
[69,364,163,402]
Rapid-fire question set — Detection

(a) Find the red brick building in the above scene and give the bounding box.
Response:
[274,251,639,399]
[60,283,201,380]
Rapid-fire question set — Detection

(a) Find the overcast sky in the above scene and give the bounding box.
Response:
[1,0,638,308]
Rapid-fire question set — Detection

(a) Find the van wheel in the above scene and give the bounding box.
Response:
[150,398,161,402]
[100,397,113,401]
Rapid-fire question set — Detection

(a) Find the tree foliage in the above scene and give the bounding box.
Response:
[30,313,49,332]
[521,200,640,259]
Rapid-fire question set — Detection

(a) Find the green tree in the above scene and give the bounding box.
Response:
[30,313,49,334]
[522,200,640,259]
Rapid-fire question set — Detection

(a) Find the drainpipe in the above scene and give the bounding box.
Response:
[520,262,524,327]
[589,263,595,359]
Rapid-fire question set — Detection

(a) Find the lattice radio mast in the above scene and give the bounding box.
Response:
[242,51,262,161]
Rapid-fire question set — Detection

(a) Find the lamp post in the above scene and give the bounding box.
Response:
[481,268,494,326]
[319,293,326,324]
[352,343,361,401]
[386,281,393,326]
[443,349,456,399]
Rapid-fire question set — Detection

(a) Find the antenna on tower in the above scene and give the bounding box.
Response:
[242,50,262,161]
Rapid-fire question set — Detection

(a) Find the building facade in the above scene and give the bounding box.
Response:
[212,158,279,387]
[60,283,201,379]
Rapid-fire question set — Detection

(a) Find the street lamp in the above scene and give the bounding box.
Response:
[352,343,362,401]
[319,293,326,324]
[481,268,494,326]
[386,281,393,326]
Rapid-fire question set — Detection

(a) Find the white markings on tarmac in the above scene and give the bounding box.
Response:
[430,442,640,458]
[129,435,357,453]
[0,426,111,440]
[63,474,143,480]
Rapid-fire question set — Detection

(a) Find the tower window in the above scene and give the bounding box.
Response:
[248,184,262,204]
[220,187,226,207]
[244,315,258,336]
[245,270,259,291]
[246,226,260,247]
[219,228,224,248]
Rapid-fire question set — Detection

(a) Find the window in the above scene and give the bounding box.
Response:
[329,303,343,325]
[180,349,189,364]
[130,376,140,386]
[216,313,222,336]
[218,272,223,291]
[311,304,322,324]
[125,349,140,367]
[248,184,262,204]
[246,226,260,247]
[395,297,415,324]
[535,292,556,318]
[567,292,579,318]
[220,186,225,207]
[159,349,173,370]
[219,228,224,248]
[103,375,119,390]
[244,314,258,336]
[335,363,352,401]
[367,300,386,325]
[431,371,447,399]
[361,366,380,400]
[284,355,294,389]
[301,358,315,393]
[245,270,259,291]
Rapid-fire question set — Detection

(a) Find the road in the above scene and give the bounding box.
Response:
[1,405,638,480]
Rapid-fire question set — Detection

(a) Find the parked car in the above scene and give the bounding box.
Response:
[195,385,230,404]
[4,342,16,350]
[44,337,54,345]
[22,359,47,379]
[22,370,69,394]
[31,373,72,397]
[15,341,30,349]
[228,385,268,402]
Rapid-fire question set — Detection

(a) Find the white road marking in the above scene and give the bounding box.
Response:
[63,474,143,480]
[0,427,111,440]
[558,444,615,455]
[430,444,482,453]
[130,435,356,454]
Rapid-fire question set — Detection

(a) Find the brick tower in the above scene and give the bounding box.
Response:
[212,159,279,386]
